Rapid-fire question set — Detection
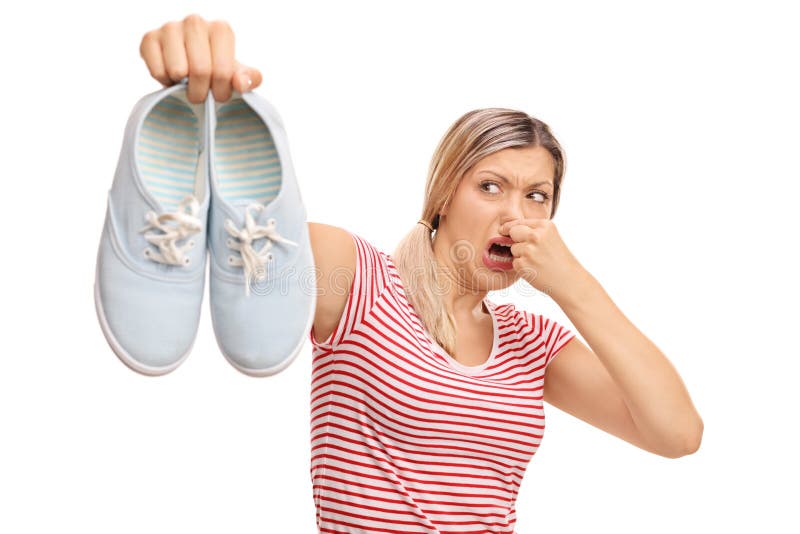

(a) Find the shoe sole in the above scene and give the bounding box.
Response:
[138,94,203,211]
[213,97,281,206]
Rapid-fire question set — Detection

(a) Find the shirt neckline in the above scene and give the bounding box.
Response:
[430,298,500,376]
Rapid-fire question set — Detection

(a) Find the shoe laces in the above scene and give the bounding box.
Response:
[225,203,298,296]
[140,195,202,266]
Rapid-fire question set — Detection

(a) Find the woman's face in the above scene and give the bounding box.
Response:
[433,145,556,292]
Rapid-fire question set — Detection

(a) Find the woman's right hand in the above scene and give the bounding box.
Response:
[139,14,263,104]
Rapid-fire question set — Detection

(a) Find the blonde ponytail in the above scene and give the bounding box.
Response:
[392,219,458,356]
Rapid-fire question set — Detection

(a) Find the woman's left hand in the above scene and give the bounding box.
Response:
[500,218,588,301]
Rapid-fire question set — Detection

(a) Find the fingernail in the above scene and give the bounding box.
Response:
[238,73,252,91]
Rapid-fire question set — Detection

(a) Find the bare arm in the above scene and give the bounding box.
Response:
[307,222,356,343]
[545,271,704,458]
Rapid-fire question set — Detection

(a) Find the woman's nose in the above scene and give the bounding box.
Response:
[499,204,525,233]
[499,217,524,236]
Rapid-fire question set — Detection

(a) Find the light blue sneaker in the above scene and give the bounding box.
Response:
[95,78,209,376]
[206,89,316,377]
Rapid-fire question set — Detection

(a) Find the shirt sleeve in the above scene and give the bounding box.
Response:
[309,231,392,350]
[525,311,577,368]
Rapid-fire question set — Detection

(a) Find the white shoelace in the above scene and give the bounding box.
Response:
[140,196,202,266]
[225,203,298,296]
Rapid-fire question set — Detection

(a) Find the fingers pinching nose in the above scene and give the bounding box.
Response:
[502,220,524,234]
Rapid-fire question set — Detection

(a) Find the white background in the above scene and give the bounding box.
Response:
[1,0,797,532]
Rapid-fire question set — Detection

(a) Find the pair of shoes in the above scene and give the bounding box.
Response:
[94,78,316,377]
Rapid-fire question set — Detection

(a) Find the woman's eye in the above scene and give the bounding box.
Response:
[479,181,500,193]
[529,191,551,203]
[481,181,550,204]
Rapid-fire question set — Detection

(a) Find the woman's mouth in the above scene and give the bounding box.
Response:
[482,240,515,271]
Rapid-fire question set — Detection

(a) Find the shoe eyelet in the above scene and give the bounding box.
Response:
[228,256,235,264]
[188,240,195,248]
[267,253,274,261]
[184,258,191,265]
[267,218,276,225]
[143,249,151,257]
[226,238,234,247]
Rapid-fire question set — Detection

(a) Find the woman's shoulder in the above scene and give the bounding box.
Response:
[485,298,526,320]
[486,298,576,364]
[308,224,395,348]
[307,223,390,271]
[485,298,571,336]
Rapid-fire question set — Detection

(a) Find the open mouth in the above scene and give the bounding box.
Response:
[487,242,513,263]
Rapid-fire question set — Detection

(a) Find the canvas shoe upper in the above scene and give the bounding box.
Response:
[206,90,316,377]
[95,79,209,376]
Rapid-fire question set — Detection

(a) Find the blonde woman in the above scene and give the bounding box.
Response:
[140,15,703,533]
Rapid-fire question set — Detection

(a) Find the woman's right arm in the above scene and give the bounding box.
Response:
[308,223,356,343]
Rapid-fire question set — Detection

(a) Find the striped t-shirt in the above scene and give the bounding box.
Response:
[309,232,576,533]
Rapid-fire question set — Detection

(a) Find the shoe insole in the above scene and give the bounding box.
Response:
[136,95,202,212]
[214,97,281,205]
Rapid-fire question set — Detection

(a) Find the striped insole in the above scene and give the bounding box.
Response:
[214,98,282,205]
[136,95,202,212]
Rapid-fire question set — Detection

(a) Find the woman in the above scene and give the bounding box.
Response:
[140,15,704,533]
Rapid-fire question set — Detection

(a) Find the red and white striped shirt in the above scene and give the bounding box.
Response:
[309,232,576,533]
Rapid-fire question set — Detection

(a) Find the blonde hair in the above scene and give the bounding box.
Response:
[391,108,566,357]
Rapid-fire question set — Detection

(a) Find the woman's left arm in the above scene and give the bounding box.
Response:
[503,218,704,457]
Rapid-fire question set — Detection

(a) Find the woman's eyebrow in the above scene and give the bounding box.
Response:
[479,170,553,189]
